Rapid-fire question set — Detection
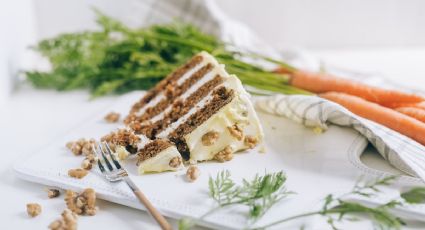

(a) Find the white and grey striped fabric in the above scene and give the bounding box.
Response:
[256,95,425,182]
[115,0,425,182]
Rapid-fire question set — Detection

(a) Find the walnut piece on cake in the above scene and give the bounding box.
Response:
[213,146,233,162]
[68,168,88,179]
[244,135,259,149]
[186,165,200,182]
[64,188,97,216]
[169,156,182,168]
[227,124,244,141]
[47,189,61,198]
[48,209,77,230]
[26,203,41,217]
[201,131,219,146]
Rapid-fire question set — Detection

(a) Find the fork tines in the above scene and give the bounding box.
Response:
[93,142,122,173]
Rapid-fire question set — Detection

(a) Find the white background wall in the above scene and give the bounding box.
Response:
[32,0,425,49]
[1,0,425,103]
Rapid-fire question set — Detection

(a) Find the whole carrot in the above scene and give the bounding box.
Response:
[320,91,425,146]
[395,107,425,123]
[279,69,424,106]
[385,101,425,110]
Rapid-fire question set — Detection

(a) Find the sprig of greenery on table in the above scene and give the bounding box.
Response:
[179,172,425,230]
[26,10,309,98]
[178,170,292,230]
[255,175,425,230]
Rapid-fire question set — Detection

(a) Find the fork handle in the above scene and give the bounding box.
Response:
[125,178,172,230]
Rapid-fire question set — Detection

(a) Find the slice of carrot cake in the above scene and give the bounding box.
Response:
[122,51,264,168]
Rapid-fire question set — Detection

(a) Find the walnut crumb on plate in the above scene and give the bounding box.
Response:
[68,168,88,179]
[47,189,61,198]
[49,209,77,230]
[26,203,41,217]
[64,188,97,216]
[186,165,200,182]
[104,112,120,123]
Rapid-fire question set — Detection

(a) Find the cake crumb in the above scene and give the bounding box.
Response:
[244,135,259,149]
[227,124,243,141]
[186,166,200,182]
[104,112,120,123]
[201,131,219,146]
[64,188,97,216]
[169,156,182,168]
[115,146,130,160]
[214,146,233,162]
[68,169,88,179]
[48,209,77,230]
[26,203,41,217]
[47,189,61,198]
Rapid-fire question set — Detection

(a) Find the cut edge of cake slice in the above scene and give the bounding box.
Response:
[101,129,184,174]
[136,139,183,174]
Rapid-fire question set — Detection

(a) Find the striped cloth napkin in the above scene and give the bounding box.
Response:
[120,0,425,182]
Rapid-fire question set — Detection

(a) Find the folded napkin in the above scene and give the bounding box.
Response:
[116,0,425,182]
[256,95,425,182]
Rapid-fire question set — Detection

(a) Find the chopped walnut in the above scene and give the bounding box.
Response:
[186,166,200,182]
[65,142,73,150]
[64,188,97,216]
[26,203,41,217]
[201,131,219,146]
[244,135,259,149]
[214,146,234,162]
[227,124,243,141]
[81,159,92,170]
[68,168,88,179]
[81,154,97,170]
[48,209,77,230]
[104,112,120,123]
[47,189,61,198]
[70,143,82,156]
[169,156,182,168]
[67,138,96,156]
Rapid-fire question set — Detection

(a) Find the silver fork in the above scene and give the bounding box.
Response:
[93,142,172,230]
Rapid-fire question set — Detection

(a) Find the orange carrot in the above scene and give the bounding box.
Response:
[384,101,425,110]
[395,107,425,123]
[320,91,425,146]
[279,69,425,106]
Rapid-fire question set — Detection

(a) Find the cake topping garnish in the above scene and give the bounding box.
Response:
[214,146,234,162]
[227,124,244,141]
[244,135,259,149]
[201,131,220,146]
[169,156,182,168]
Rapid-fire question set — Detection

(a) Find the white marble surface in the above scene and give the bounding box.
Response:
[1,49,425,229]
